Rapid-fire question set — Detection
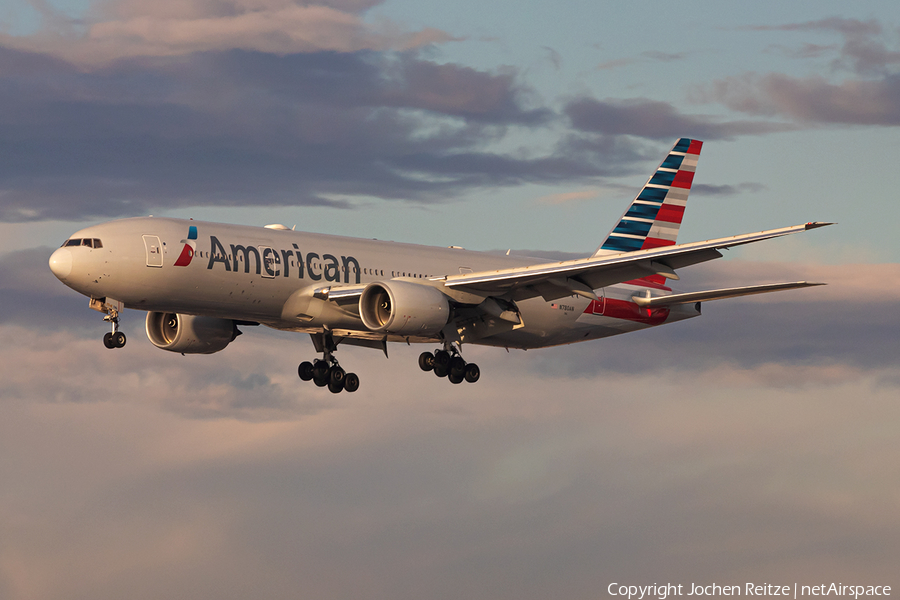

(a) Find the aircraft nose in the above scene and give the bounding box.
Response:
[49,248,73,280]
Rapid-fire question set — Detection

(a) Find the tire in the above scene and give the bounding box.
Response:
[434,350,451,368]
[418,352,435,372]
[344,373,360,393]
[113,331,127,348]
[329,366,345,385]
[448,372,464,384]
[327,379,344,394]
[464,363,480,383]
[450,356,466,377]
[103,332,115,349]
[312,360,329,381]
[433,364,449,378]
[298,361,314,381]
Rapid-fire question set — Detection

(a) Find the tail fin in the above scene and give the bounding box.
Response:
[594,138,702,256]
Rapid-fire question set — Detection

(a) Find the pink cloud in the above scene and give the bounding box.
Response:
[0,0,455,65]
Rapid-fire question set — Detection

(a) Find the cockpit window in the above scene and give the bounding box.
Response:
[62,238,103,248]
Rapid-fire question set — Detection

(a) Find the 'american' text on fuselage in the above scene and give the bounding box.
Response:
[207,235,361,283]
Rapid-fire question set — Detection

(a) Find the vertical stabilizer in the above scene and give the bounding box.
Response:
[594,138,702,257]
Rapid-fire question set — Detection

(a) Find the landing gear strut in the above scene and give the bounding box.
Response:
[419,342,480,384]
[298,333,359,394]
[92,298,126,349]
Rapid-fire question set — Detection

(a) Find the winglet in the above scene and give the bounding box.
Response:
[805,222,836,230]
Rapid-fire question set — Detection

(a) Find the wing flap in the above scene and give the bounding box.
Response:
[632,282,826,307]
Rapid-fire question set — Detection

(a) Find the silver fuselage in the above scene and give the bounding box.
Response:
[49,217,699,349]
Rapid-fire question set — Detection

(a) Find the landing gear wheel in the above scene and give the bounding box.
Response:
[299,333,358,392]
[464,363,480,383]
[433,364,449,378]
[113,331,127,348]
[449,356,466,377]
[298,361,314,381]
[312,360,329,381]
[344,373,360,393]
[103,332,115,349]
[434,350,451,369]
[329,366,345,386]
[418,352,435,372]
[448,372,464,384]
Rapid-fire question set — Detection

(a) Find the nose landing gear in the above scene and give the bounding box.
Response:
[419,343,480,384]
[91,298,127,349]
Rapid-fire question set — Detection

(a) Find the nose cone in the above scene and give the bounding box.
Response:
[49,248,73,280]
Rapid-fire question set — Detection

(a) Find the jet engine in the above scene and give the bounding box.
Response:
[145,312,239,354]
[359,280,450,336]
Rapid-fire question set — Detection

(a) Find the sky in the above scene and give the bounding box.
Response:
[1,1,899,598]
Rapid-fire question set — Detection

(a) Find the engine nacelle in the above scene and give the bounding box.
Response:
[359,280,450,336]
[145,312,239,354]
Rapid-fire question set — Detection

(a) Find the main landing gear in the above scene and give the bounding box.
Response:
[418,344,480,384]
[298,335,359,394]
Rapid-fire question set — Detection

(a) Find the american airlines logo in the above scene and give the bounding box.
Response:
[173,225,198,267]
[206,235,361,283]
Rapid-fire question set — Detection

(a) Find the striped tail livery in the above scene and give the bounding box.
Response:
[596,137,702,256]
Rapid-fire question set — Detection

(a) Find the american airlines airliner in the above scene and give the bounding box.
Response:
[49,139,830,393]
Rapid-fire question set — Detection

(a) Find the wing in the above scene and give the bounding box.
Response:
[439,222,833,302]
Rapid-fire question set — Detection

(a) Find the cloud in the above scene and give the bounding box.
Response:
[640,50,686,62]
[0,47,571,223]
[595,57,636,71]
[1,0,455,65]
[707,73,900,125]
[563,96,794,140]
[691,182,767,196]
[704,17,900,126]
[747,17,883,37]
[0,246,97,330]
[747,17,899,75]
[595,51,686,71]
[2,323,899,599]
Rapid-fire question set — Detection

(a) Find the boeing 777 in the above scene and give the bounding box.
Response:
[49,138,830,393]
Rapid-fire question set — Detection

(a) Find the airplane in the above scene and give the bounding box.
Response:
[48,138,831,393]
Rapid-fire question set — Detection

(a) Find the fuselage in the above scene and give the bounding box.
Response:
[49,216,699,349]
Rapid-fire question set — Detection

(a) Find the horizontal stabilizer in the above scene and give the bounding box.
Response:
[632,282,825,307]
